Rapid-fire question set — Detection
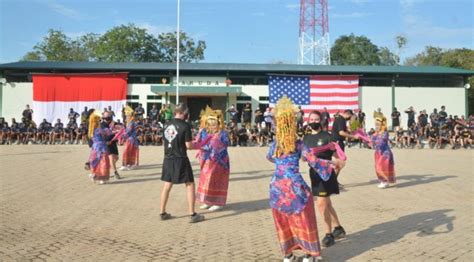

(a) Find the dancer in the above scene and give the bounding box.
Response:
[370,116,396,189]
[103,111,122,179]
[304,110,346,248]
[267,97,336,262]
[119,106,139,171]
[159,103,205,223]
[87,110,111,185]
[195,106,230,211]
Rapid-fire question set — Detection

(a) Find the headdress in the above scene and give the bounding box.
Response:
[88,109,102,138]
[200,106,225,131]
[375,115,387,131]
[274,96,297,156]
[124,105,135,122]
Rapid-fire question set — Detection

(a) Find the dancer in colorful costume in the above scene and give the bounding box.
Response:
[119,106,140,170]
[370,116,396,189]
[267,96,336,262]
[194,106,230,211]
[87,110,111,184]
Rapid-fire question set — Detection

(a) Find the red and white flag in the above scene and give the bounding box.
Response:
[302,75,359,127]
[32,73,128,125]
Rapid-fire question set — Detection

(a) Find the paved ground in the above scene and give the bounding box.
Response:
[0,144,472,261]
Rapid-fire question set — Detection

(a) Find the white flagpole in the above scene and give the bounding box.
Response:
[175,0,180,105]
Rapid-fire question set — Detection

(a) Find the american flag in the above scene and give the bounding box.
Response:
[268,75,359,126]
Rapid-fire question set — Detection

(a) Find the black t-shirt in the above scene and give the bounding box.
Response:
[406,110,415,121]
[391,111,400,121]
[438,111,447,121]
[303,131,334,160]
[243,108,252,122]
[331,116,347,142]
[163,118,192,159]
[23,109,33,120]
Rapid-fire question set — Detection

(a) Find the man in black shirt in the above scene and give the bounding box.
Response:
[160,103,204,223]
[22,104,33,123]
[331,109,355,152]
[303,110,346,247]
[242,103,252,129]
[391,107,401,131]
[321,107,330,130]
[438,106,448,125]
[404,106,416,128]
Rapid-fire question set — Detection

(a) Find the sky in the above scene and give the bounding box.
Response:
[0,0,472,64]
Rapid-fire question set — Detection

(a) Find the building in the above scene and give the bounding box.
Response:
[0,61,472,129]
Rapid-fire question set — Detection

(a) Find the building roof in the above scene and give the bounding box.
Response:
[0,61,473,75]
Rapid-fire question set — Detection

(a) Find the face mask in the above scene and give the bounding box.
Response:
[309,122,321,131]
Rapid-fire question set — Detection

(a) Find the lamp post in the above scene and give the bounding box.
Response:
[175,0,181,105]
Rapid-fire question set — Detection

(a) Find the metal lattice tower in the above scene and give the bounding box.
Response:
[298,0,330,65]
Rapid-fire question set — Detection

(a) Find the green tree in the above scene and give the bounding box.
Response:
[94,24,161,62]
[378,47,398,66]
[157,31,206,62]
[405,46,444,66]
[330,34,381,65]
[21,29,89,61]
[21,25,207,63]
[395,35,407,64]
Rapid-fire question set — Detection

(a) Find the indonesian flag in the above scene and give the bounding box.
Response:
[32,73,128,125]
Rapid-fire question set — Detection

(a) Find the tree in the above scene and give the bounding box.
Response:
[157,31,206,62]
[330,34,381,65]
[395,35,407,64]
[21,29,89,61]
[94,24,161,62]
[378,47,398,66]
[405,46,444,66]
[21,25,207,63]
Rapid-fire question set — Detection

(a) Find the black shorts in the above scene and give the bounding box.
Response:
[107,142,119,155]
[161,157,194,184]
[310,169,339,197]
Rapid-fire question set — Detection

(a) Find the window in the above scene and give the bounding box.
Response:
[258,103,269,113]
[147,95,162,100]
[237,96,252,101]
[127,95,139,100]
[259,96,269,101]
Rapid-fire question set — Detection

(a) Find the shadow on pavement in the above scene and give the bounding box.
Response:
[345,174,456,189]
[206,198,270,221]
[323,209,455,261]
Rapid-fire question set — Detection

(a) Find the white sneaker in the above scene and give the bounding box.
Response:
[283,254,294,262]
[118,166,128,171]
[208,205,223,211]
[98,180,106,185]
[377,182,389,189]
[129,165,138,170]
[88,173,94,181]
[200,204,211,210]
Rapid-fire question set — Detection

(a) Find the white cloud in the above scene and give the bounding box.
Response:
[332,12,370,19]
[136,22,174,36]
[400,2,473,58]
[39,0,92,20]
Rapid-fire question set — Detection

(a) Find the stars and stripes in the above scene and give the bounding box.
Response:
[268,75,360,126]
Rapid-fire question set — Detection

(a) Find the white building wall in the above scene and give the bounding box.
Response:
[395,87,466,128]
[360,86,392,130]
[240,85,269,122]
[1,82,33,121]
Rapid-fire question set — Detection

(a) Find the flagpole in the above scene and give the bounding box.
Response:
[176,0,180,105]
